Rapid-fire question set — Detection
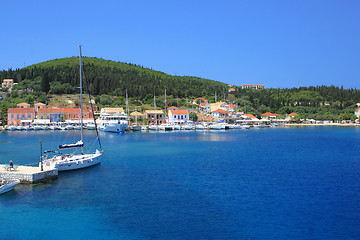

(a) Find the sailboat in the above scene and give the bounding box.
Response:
[149,94,159,131]
[41,46,103,171]
[159,89,174,131]
[131,108,141,131]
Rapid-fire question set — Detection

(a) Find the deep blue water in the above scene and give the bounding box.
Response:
[0,127,360,239]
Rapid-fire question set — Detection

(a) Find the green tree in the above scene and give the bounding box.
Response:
[41,74,50,93]
[189,111,198,122]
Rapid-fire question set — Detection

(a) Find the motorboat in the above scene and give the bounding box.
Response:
[0,179,20,195]
[159,124,173,131]
[7,126,16,131]
[148,125,159,131]
[195,124,205,130]
[131,125,141,131]
[97,113,128,133]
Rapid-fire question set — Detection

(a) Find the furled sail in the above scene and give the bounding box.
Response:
[58,140,83,150]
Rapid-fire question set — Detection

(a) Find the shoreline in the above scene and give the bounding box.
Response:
[284,123,359,127]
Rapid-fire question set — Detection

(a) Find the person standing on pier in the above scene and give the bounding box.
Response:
[8,160,14,171]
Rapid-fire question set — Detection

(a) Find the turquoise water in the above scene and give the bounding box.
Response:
[1,127,360,239]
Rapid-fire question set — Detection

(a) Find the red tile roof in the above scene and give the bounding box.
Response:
[212,109,230,114]
[8,107,35,113]
[168,106,179,109]
[227,104,237,108]
[170,110,189,115]
[244,113,257,119]
[193,97,208,102]
[288,112,298,116]
[261,112,280,116]
[200,102,208,106]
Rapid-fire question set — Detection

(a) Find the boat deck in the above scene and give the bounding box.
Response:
[0,164,58,184]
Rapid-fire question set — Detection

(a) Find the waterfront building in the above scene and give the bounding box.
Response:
[61,108,93,121]
[242,114,258,120]
[286,112,298,121]
[7,107,35,126]
[168,110,189,124]
[144,110,164,125]
[228,88,235,92]
[261,112,280,120]
[211,109,230,121]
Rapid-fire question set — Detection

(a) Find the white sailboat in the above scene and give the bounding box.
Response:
[41,46,103,171]
[149,94,159,131]
[131,108,141,131]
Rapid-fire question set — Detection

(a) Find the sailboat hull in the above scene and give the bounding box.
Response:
[43,153,102,171]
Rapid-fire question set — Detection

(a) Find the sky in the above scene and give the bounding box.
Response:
[2,0,360,89]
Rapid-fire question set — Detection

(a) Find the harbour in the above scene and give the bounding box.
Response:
[1,127,360,239]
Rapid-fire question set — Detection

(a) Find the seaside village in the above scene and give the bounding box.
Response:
[1,78,360,132]
[1,78,360,187]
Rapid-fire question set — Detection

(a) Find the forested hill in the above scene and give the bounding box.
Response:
[1,57,360,121]
[0,57,228,98]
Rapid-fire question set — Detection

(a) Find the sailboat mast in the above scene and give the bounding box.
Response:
[154,94,157,125]
[165,89,168,119]
[79,45,84,154]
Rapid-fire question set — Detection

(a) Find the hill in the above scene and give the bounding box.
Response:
[0,57,228,99]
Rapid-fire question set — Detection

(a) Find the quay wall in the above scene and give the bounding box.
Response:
[0,167,58,184]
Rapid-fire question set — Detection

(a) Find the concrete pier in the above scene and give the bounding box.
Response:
[0,165,58,183]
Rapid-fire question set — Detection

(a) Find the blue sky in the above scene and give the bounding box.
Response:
[2,0,360,89]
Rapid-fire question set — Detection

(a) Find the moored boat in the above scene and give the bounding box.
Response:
[41,46,103,172]
[0,179,20,195]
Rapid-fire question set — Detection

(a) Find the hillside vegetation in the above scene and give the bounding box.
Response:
[0,57,228,99]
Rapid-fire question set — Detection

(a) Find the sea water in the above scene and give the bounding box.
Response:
[0,127,360,239]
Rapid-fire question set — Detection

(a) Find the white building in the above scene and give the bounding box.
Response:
[199,102,210,113]
[168,110,189,124]
[211,109,230,121]
[2,79,14,89]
